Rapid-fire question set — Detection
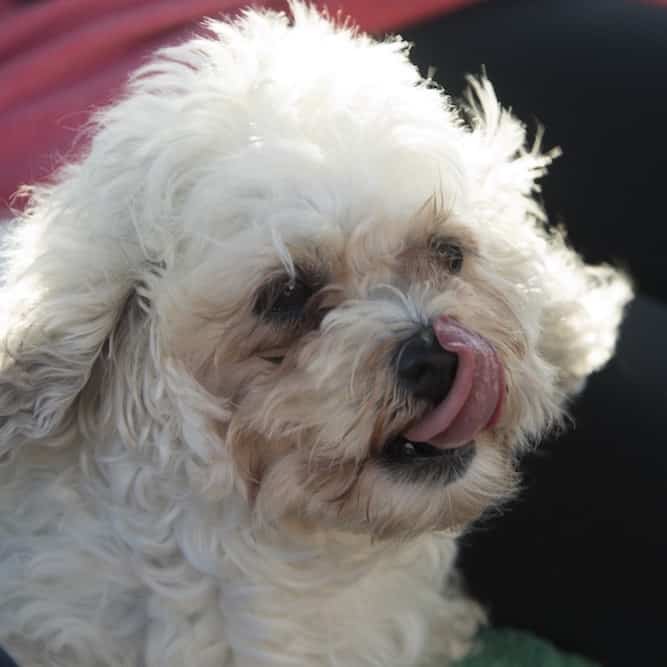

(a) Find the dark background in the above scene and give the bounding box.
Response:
[402,2,667,666]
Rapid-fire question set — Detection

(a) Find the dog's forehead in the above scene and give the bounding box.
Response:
[240,196,476,290]
[183,126,475,288]
[209,136,470,240]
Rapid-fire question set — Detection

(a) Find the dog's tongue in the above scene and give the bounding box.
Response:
[403,316,504,449]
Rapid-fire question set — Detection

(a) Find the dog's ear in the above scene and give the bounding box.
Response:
[0,37,219,458]
[462,77,633,395]
[533,231,632,395]
[0,177,156,455]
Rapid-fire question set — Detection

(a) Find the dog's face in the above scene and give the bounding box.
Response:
[167,202,544,539]
[156,138,567,539]
[0,6,631,542]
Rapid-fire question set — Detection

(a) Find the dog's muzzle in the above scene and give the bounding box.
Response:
[384,316,505,471]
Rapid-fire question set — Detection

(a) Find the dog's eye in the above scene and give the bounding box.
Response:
[274,279,310,315]
[255,275,313,323]
[430,237,464,274]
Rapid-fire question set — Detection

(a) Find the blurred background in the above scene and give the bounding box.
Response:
[1,1,666,666]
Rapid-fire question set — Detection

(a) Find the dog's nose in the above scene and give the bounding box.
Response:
[395,327,458,403]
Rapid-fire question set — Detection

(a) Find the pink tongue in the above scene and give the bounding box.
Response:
[403,316,504,449]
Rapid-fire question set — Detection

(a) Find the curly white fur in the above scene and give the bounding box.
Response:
[0,4,631,666]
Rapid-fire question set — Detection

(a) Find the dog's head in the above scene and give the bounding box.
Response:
[0,4,631,539]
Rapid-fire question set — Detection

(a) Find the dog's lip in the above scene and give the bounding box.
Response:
[402,316,505,449]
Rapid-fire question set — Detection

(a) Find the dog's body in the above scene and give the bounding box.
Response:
[1,472,477,666]
[0,5,631,666]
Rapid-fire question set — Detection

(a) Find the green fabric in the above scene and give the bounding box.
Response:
[454,628,599,667]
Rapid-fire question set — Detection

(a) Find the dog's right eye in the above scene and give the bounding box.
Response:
[254,275,314,323]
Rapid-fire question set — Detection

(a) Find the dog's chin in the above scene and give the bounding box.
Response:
[251,429,517,541]
[364,436,516,538]
[377,438,477,486]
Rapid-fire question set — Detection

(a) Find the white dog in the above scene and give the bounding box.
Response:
[0,4,631,666]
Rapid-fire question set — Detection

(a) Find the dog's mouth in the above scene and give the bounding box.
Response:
[384,317,505,462]
[379,436,477,485]
[382,437,475,462]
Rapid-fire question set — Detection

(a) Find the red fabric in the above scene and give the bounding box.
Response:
[0,0,268,207]
[313,0,483,33]
[0,0,472,206]
[3,0,665,208]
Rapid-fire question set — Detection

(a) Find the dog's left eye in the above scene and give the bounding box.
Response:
[255,275,314,323]
[430,237,464,273]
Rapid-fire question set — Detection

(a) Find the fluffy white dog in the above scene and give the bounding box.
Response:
[0,4,631,666]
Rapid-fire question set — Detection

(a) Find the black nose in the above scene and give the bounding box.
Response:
[395,327,458,404]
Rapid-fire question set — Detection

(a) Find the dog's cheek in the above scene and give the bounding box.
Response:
[252,450,319,523]
[251,444,517,539]
[216,422,259,503]
[220,417,291,506]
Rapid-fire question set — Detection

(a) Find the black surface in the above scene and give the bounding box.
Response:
[458,296,667,667]
[401,2,667,665]
[0,648,16,667]
[402,0,667,303]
